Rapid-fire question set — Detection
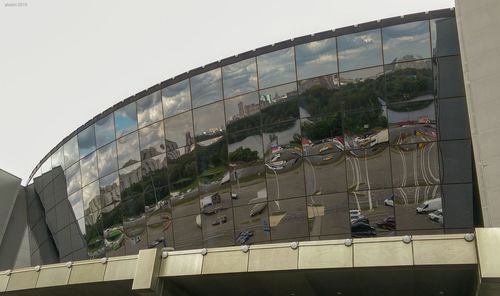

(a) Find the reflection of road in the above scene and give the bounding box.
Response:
[391,142,439,189]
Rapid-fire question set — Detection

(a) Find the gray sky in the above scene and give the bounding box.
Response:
[0,0,454,184]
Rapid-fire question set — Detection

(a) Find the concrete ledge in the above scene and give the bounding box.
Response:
[36,263,71,288]
[413,236,477,265]
[353,238,413,267]
[202,250,248,274]
[160,252,203,277]
[248,245,298,272]
[299,240,352,269]
[476,228,500,278]
[104,256,137,281]
[5,267,39,291]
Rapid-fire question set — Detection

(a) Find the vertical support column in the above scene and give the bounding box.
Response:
[132,248,162,296]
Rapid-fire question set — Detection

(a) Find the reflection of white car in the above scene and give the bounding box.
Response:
[384,195,394,207]
[319,144,333,153]
[417,198,442,213]
[428,209,443,224]
[350,210,362,219]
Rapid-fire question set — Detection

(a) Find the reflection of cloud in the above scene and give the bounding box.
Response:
[193,101,225,136]
[80,152,98,186]
[163,80,191,117]
[139,121,165,157]
[115,103,137,137]
[64,137,80,167]
[165,111,193,147]
[223,58,258,97]
[258,47,296,89]
[65,162,81,194]
[338,30,382,71]
[96,114,116,146]
[117,132,140,168]
[191,68,223,107]
[97,143,118,176]
[137,91,163,127]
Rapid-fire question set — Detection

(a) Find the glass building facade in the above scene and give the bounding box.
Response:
[26,10,474,265]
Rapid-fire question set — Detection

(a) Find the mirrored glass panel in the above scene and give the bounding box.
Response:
[296,38,338,80]
[439,140,472,184]
[162,80,192,118]
[100,171,121,209]
[65,162,81,195]
[64,136,79,169]
[102,204,125,257]
[391,142,440,188]
[78,125,96,158]
[382,21,431,64]
[139,121,165,160]
[114,103,138,138]
[263,120,305,200]
[338,29,383,72]
[438,97,470,141]
[222,57,258,98]
[191,68,223,108]
[120,194,148,254]
[225,92,260,133]
[298,74,340,118]
[165,111,194,150]
[193,101,226,141]
[228,128,266,207]
[168,148,199,218]
[346,146,392,191]
[84,215,104,259]
[201,206,234,248]
[173,214,203,250]
[51,147,64,170]
[339,66,385,112]
[305,152,346,196]
[268,196,308,241]
[69,190,84,221]
[431,18,460,57]
[388,99,437,144]
[119,162,143,199]
[260,82,299,125]
[442,183,473,230]
[80,151,98,187]
[434,56,465,98]
[95,114,116,149]
[137,91,163,128]
[233,203,270,245]
[384,59,433,104]
[146,176,175,250]
[83,181,102,218]
[97,142,118,178]
[142,153,169,195]
[349,188,394,237]
[343,107,388,150]
[301,115,344,153]
[257,47,296,89]
[308,193,350,239]
[394,185,443,234]
[116,131,140,169]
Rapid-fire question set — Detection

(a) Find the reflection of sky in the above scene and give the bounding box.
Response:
[137,91,163,128]
[228,134,263,159]
[193,101,225,136]
[78,125,96,158]
[82,181,99,211]
[162,80,191,118]
[139,121,165,155]
[95,114,116,148]
[64,136,80,168]
[117,131,140,168]
[99,171,119,190]
[296,38,337,80]
[165,111,193,147]
[190,68,223,108]
[383,21,430,63]
[51,147,64,168]
[115,103,138,138]
[97,142,118,177]
[69,190,84,220]
[257,47,296,89]
[224,92,259,123]
[338,29,382,72]
[80,151,98,186]
[222,58,258,98]
[263,120,301,150]
[65,162,81,195]
[339,66,384,83]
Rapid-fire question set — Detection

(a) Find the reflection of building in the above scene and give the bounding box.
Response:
[3,4,500,295]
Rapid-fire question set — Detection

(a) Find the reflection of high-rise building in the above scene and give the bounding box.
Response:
[165,139,180,159]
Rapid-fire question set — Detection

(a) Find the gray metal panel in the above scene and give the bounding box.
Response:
[0,169,21,245]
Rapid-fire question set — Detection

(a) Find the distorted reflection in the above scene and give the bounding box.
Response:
[191,68,223,108]
[338,29,383,72]
[78,125,96,158]
[116,131,140,169]
[382,21,431,64]
[224,92,260,133]
[95,114,116,149]
[222,57,258,98]
[51,147,64,170]
[343,107,388,151]
[257,47,296,89]
[162,80,191,118]
[119,162,143,198]
[193,101,226,140]
[301,115,343,154]
[84,215,104,258]
[263,120,305,200]
[172,214,203,250]
[431,18,459,57]
[115,103,138,138]
[438,97,470,141]
[384,59,433,104]
[233,202,271,245]
[168,148,199,218]
[99,172,124,256]
[164,111,194,151]
[434,56,465,98]
[121,193,147,254]
[139,121,166,160]
[394,185,443,234]
[63,136,79,169]
[65,162,81,195]
[349,188,395,237]
[83,181,102,221]
[388,99,437,144]
[391,143,440,188]
[80,152,98,187]
[307,193,350,239]
[339,67,385,111]
[260,82,299,125]
[295,38,338,80]
[304,152,346,196]
[137,91,163,128]
[69,190,84,221]
[346,146,392,191]
[97,142,118,177]
[268,196,308,241]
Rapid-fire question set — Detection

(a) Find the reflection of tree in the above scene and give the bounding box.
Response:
[196,138,228,183]
[229,147,259,163]
[385,67,432,105]
[302,115,342,142]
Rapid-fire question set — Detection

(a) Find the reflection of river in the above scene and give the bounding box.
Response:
[378,95,434,123]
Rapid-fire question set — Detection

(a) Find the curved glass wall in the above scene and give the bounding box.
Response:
[27,12,473,264]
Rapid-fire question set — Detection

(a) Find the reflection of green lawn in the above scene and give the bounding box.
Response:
[200,166,226,180]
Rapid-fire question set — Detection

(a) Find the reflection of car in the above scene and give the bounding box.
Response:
[322,155,334,161]
[220,171,230,184]
[231,192,238,199]
[319,144,333,153]
[417,198,442,213]
[236,230,254,245]
[376,216,396,230]
[351,216,369,225]
[212,215,228,225]
[250,203,267,217]
[351,222,376,237]
[148,237,166,248]
[350,210,362,219]
[202,206,224,215]
[428,209,444,224]
[384,194,394,207]
[200,192,221,208]
[271,153,281,162]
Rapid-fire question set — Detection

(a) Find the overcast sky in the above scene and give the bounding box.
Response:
[0,0,454,184]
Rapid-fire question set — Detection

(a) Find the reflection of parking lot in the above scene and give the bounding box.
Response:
[395,204,442,232]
